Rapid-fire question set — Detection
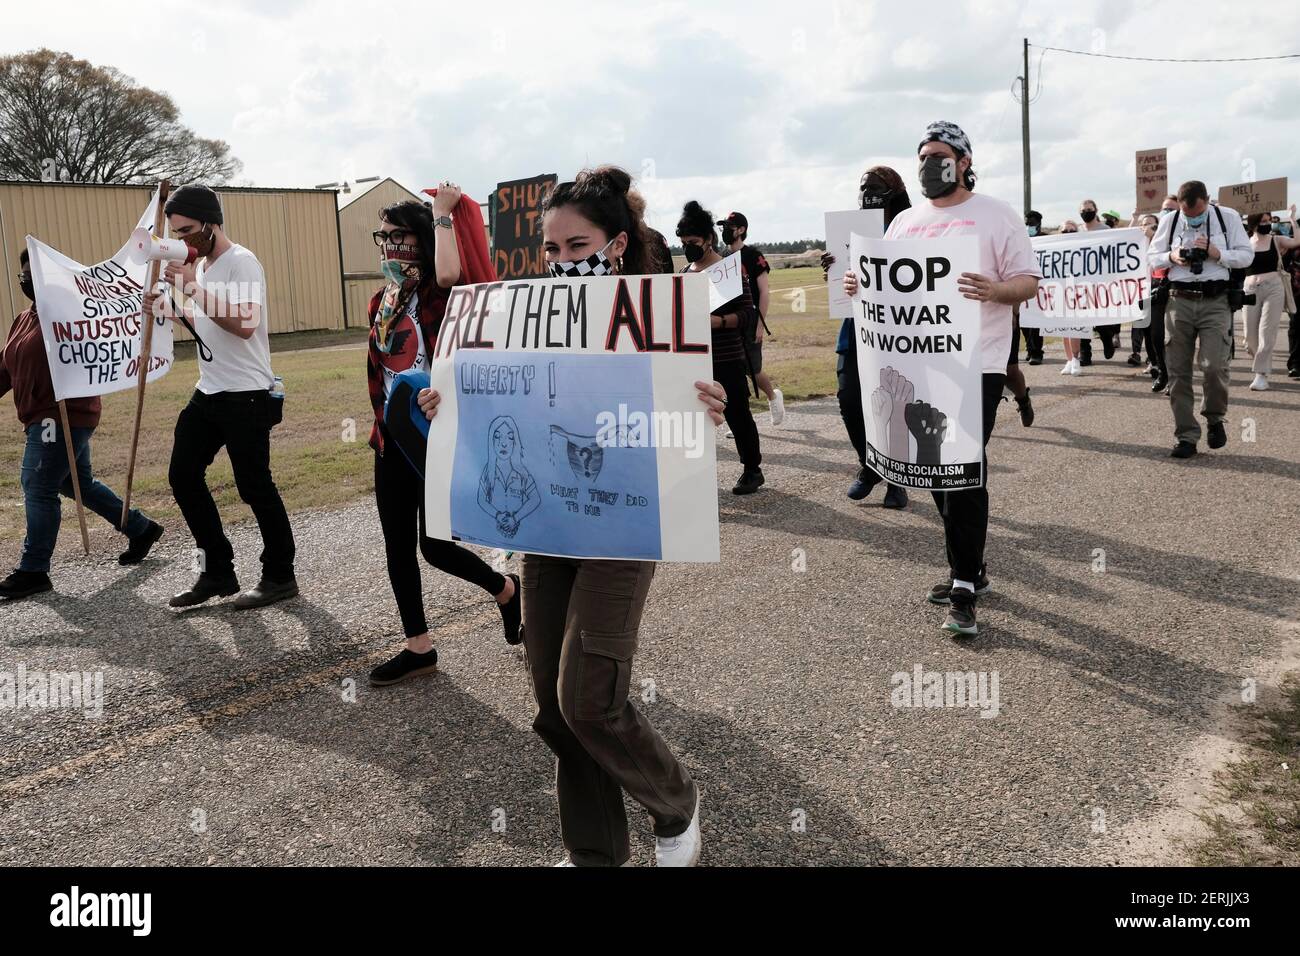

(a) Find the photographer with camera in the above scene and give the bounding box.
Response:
[1147,180,1253,459]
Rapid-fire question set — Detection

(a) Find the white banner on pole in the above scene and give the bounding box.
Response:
[1019,228,1150,333]
[25,191,174,401]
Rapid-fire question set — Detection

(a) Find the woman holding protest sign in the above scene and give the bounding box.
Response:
[415,166,723,866]
[677,199,765,496]
[363,190,524,688]
[821,165,914,506]
[0,249,164,600]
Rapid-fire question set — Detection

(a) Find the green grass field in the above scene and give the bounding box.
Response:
[0,267,840,546]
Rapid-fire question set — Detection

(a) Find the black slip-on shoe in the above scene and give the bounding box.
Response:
[1126,353,1142,366]
[118,521,164,565]
[500,573,522,646]
[233,577,300,610]
[0,570,53,600]
[882,484,908,509]
[847,467,878,501]
[1015,388,1035,427]
[169,573,241,608]
[732,469,765,495]
[1170,441,1198,459]
[369,647,438,687]
[1151,375,1168,393]
[1207,421,1227,450]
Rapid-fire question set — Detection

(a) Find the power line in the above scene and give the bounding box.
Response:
[1032,44,1300,63]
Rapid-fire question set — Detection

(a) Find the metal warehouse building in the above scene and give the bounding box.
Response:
[0,180,346,340]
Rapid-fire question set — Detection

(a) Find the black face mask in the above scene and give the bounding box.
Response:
[918,155,959,200]
[19,274,34,302]
[1080,208,1097,223]
[720,226,736,245]
[1257,223,1272,235]
[859,184,893,209]
[682,243,705,263]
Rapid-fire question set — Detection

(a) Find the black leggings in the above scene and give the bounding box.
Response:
[715,359,762,470]
[1143,294,1168,376]
[374,443,505,638]
[836,350,867,467]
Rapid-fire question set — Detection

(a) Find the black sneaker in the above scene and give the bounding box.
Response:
[1169,441,1197,459]
[500,573,522,645]
[1101,336,1116,360]
[1151,373,1168,393]
[732,469,765,495]
[1207,421,1227,450]
[233,577,300,610]
[928,575,991,605]
[169,573,240,608]
[1078,353,1093,367]
[1126,353,1142,367]
[882,484,908,509]
[1027,353,1043,366]
[369,647,438,687]
[1015,388,1034,427]
[942,588,978,637]
[1288,367,1300,379]
[847,466,878,501]
[118,521,164,565]
[0,570,53,600]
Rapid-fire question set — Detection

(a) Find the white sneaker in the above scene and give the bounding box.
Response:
[768,388,785,426]
[655,797,701,867]
[721,425,733,439]
[1250,373,1268,391]
[1069,359,1081,376]
[554,857,576,867]
[1060,360,1073,375]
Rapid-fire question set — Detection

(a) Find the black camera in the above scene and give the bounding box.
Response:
[1179,246,1208,274]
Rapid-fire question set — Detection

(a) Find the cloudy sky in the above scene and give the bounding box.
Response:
[8,0,1299,241]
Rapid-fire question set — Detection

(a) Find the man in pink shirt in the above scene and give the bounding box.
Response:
[846,121,1040,636]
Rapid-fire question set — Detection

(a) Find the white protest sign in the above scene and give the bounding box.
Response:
[849,232,984,491]
[25,191,174,401]
[1019,228,1150,334]
[703,251,743,310]
[825,209,884,319]
[424,272,719,562]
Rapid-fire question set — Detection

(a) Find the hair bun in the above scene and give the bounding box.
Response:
[579,165,632,196]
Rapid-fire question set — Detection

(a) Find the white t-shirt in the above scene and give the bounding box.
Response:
[885,192,1041,373]
[192,244,274,394]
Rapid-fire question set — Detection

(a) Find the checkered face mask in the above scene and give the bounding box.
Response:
[548,238,616,278]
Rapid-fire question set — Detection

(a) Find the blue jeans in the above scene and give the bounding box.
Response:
[18,423,150,573]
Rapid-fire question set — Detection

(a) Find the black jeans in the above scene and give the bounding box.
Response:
[929,373,1005,584]
[169,389,295,582]
[373,440,505,638]
[1019,325,1044,361]
[715,359,761,470]
[836,350,867,467]
[1288,310,1299,372]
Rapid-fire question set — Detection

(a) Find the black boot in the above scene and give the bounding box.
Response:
[169,573,241,609]
[233,576,300,610]
[0,569,53,600]
[118,521,164,565]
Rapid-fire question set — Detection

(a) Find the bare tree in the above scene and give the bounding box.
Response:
[0,49,242,185]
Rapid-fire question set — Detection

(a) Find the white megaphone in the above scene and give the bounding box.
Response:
[128,227,197,265]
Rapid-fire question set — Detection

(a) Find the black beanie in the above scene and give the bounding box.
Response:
[165,184,224,225]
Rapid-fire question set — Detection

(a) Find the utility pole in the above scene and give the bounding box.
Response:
[1021,37,1032,216]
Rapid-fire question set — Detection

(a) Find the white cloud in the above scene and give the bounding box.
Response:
[5,0,1298,238]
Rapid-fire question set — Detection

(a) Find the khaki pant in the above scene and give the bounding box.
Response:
[1242,272,1285,375]
[1165,292,1231,445]
[521,555,696,867]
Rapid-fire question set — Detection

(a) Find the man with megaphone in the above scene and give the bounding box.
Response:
[143,184,297,610]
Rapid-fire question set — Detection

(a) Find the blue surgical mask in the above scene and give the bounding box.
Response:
[1279,224,1293,237]
[1026,225,1039,236]
[1185,212,1208,228]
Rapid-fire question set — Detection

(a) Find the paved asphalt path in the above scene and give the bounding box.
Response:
[2,344,1297,866]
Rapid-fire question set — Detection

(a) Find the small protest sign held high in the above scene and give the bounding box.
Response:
[492,174,558,280]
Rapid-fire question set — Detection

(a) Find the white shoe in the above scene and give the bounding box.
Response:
[768,388,785,426]
[1250,374,1268,391]
[1069,359,1081,376]
[1060,360,1073,375]
[655,796,701,867]
[721,426,734,439]
[554,857,576,867]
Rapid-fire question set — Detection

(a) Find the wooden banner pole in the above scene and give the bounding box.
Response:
[121,178,170,527]
[57,400,90,556]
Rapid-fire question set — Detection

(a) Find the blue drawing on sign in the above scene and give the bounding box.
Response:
[449,352,662,559]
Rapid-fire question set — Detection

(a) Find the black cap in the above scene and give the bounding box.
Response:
[716,211,748,229]
[165,184,224,225]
